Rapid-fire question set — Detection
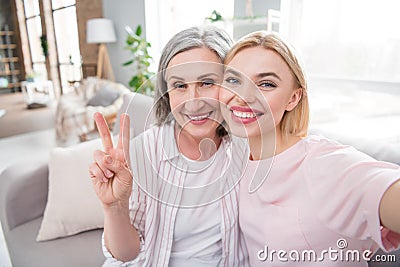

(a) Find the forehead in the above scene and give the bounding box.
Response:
[168,47,221,66]
[165,47,223,81]
[226,47,292,79]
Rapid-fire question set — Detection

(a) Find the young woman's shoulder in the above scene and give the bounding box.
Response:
[304,134,366,160]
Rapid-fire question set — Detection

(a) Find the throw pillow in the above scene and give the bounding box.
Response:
[36,137,110,241]
[87,85,120,107]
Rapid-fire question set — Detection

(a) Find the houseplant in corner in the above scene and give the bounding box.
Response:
[123,25,155,96]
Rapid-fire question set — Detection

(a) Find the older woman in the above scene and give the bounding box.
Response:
[89,26,249,267]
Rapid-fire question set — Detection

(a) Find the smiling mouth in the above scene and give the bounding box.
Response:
[186,111,213,121]
[230,107,264,119]
[231,110,264,118]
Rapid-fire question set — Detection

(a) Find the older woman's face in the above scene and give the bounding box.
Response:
[166,47,224,140]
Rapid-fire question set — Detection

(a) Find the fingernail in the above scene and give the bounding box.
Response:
[105,155,113,164]
[106,170,114,178]
[103,177,108,183]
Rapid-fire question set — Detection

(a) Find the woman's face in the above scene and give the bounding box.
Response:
[166,47,224,140]
[220,46,301,139]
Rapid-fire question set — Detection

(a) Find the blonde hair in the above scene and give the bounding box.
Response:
[225,31,309,138]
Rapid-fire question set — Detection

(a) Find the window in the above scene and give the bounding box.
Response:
[280,0,400,142]
[18,0,81,94]
[24,0,47,80]
[52,2,81,92]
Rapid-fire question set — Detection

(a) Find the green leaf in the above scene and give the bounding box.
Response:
[122,60,134,66]
[135,25,142,36]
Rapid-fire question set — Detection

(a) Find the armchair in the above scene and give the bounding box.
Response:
[55,77,131,143]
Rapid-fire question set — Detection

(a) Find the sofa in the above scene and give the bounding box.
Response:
[0,92,155,267]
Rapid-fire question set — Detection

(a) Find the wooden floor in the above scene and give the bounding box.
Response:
[0,92,56,138]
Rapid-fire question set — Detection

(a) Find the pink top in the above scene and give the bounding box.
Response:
[239,135,400,266]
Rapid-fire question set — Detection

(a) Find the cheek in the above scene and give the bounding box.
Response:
[219,87,235,105]
[264,94,291,121]
[168,93,181,113]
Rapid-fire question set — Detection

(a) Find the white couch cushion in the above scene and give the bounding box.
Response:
[36,138,107,241]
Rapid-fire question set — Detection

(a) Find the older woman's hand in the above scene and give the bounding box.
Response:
[89,112,133,208]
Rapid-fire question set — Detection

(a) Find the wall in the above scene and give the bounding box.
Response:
[102,0,146,88]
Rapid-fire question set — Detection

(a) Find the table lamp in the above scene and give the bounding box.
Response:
[86,18,117,81]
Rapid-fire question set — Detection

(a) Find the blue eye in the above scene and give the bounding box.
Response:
[225,77,239,85]
[259,81,277,90]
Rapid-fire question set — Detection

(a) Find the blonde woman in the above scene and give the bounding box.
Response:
[219,31,400,266]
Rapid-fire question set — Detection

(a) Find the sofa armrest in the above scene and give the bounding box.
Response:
[0,160,49,232]
[112,92,156,137]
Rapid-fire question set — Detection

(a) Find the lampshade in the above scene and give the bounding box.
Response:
[86,18,117,43]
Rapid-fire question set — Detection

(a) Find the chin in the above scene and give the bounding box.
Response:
[183,122,219,139]
[227,124,260,139]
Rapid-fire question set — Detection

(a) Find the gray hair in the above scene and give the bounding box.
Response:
[154,25,232,126]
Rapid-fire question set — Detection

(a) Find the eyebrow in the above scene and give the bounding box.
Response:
[166,72,220,82]
[224,69,242,77]
[224,69,281,81]
[256,72,281,81]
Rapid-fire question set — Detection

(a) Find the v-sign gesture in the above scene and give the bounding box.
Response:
[90,112,133,208]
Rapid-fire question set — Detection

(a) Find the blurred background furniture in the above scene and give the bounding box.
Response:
[55,76,130,143]
[21,80,54,109]
[86,18,116,81]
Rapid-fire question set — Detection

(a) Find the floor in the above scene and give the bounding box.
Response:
[0,93,56,138]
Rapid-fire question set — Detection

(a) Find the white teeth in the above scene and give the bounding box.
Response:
[187,112,210,121]
[232,110,257,118]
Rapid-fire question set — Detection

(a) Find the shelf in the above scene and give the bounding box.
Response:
[0,44,16,49]
[0,28,21,91]
[0,82,20,89]
[0,57,19,62]
[0,31,14,36]
[0,70,20,75]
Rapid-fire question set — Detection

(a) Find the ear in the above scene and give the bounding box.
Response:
[285,88,302,111]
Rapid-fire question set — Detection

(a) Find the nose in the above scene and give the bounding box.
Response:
[184,83,206,112]
[235,83,256,104]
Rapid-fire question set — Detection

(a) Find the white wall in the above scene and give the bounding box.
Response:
[102,0,146,88]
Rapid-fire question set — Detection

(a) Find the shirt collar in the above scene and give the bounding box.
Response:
[160,121,181,161]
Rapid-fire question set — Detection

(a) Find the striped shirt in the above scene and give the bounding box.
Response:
[102,122,250,267]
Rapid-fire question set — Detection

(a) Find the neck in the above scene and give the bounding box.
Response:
[175,124,222,161]
[249,128,302,161]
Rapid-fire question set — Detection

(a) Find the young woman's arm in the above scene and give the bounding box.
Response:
[379,180,400,233]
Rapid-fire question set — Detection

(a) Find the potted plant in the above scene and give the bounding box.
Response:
[123,25,154,95]
[25,71,40,82]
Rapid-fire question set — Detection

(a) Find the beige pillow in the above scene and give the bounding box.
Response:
[37,138,106,241]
